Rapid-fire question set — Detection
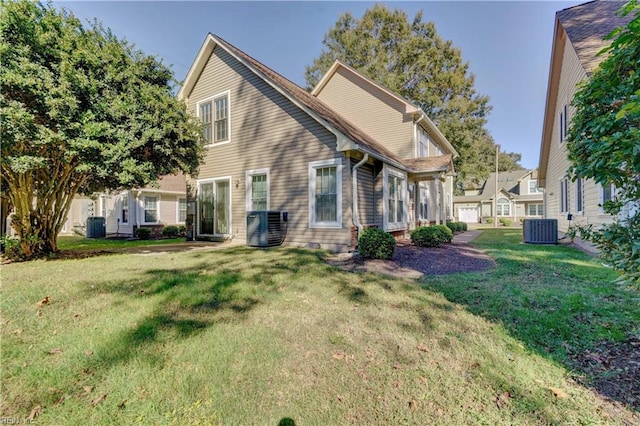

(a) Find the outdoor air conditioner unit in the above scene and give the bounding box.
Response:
[247,211,288,247]
[523,219,558,244]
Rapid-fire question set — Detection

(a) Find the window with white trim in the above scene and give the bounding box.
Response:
[246,169,269,211]
[560,178,569,213]
[600,183,615,214]
[384,166,407,229]
[198,91,230,145]
[144,196,158,223]
[121,194,129,224]
[309,159,342,228]
[575,177,584,213]
[178,198,187,223]
[528,204,543,216]
[418,127,429,157]
[418,184,429,220]
[497,197,510,216]
[528,179,542,194]
[559,103,569,142]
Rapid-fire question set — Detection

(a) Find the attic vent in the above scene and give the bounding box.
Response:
[523,219,558,244]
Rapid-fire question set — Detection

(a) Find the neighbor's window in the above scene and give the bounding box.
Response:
[497,197,510,216]
[121,194,129,224]
[309,159,342,228]
[528,204,543,216]
[144,196,158,223]
[528,179,542,194]
[178,198,187,222]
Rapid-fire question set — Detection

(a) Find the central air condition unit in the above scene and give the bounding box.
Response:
[523,219,558,244]
[247,211,288,247]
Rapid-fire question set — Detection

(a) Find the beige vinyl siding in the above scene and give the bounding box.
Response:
[544,32,615,233]
[315,67,415,158]
[186,46,352,250]
[352,158,376,226]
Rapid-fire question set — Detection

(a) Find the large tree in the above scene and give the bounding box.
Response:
[0,1,203,259]
[305,4,522,187]
[566,0,640,285]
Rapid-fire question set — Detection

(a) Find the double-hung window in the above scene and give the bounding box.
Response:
[246,169,269,211]
[121,194,129,224]
[309,159,342,228]
[198,91,230,145]
[529,179,542,194]
[144,196,158,223]
[559,103,568,142]
[418,185,429,220]
[575,177,584,213]
[384,166,407,229]
[528,204,543,216]
[600,183,616,214]
[178,198,187,223]
[560,178,569,213]
[497,198,510,216]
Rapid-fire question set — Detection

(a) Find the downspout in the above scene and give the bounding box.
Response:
[352,153,369,236]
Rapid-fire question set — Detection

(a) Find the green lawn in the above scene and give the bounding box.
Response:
[57,235,185,251]
[1,230,638,424]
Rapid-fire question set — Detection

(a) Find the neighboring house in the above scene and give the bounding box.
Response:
[178,34,458,252]
[61,174,187,237]
[538,0,631,234]
[453,169,544,224]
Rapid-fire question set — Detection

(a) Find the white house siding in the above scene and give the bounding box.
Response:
[185,46,353,251]
[314,67,415,159]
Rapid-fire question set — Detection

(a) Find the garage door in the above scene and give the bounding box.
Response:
[458,207,478,224]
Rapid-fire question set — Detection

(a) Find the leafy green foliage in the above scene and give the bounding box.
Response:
[411,225,453,248]
[0,1,203,258]
[446,221,467,232]
[305,4,522,189]
[499,218,512,227]
[358,227,396,259]
[162,225,180,238]
[566,0,640,285]
[135,227,152,240]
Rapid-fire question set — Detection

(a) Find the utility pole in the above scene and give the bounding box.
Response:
[494,145,499,228]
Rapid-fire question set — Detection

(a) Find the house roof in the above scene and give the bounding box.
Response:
[538,0,632,186]
[179,34,456,175]
[402,155,453,174]
[453,169,542,203]
[312,60,459,158]
[557,0,629,75]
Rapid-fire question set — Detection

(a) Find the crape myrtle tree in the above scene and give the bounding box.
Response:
[305,4,522,191]
[566,0,640,285]
[1,1,203,259]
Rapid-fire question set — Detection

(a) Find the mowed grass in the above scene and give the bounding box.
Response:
[57,235,185,251]
[1,232,638,424]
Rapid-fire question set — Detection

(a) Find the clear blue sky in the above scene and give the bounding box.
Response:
[57,0,584,170]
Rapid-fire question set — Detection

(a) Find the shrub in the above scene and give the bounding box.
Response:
[135,227,152,240]
[162,225,180,238]
[499,218,512,227]
[446,221,458,233]
[177,225,186,236]
[411,225,453,248]
[485,217,494,224]
[358,227,396,259]
[459,222,468,231]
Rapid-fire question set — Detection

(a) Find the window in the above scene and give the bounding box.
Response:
[560,178,569,213]
[200,102,212,143]
[528,204,543,216]
[559,103,568,142]
[198,91,230,145]
[309,159,342,228]
[384,166,407,229]
[246,169,269,211]
[418,185,429,220]
[600,183,615,214]
[575,177,584,213]
[144,196,158,223]
[178,198,187,223]
[121,194,129,224]
[214,95,228,142]
[528,179,542,194]
[497,198,510,216]
[418,127,429,157]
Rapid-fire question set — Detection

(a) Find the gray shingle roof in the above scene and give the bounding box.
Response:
[557,0,631,75]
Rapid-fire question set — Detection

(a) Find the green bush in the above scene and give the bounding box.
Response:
[177,225,186,236]
[162,225,180,238]
[459,222,468,231]
[358,227,396,259]
[485,217,494,224]
[135,227,152,240]
[411,225,453,248]
[499,218,512,227]
[446,221,458,233]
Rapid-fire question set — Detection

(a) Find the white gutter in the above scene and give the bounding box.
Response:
[352,153,369,236]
